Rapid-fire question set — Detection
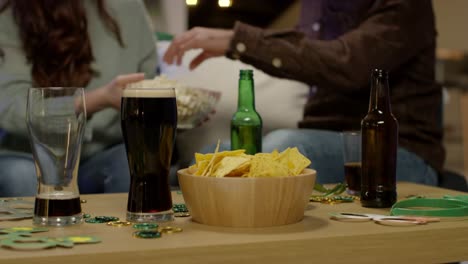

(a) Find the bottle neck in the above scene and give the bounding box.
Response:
[237,75,255,110]
[368,71,391,113]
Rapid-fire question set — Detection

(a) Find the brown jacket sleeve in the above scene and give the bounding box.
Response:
[226,0,436,92]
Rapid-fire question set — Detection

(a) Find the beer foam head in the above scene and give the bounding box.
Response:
[37,191,79,200]
[123,88,175,98]
[123,76,177,98]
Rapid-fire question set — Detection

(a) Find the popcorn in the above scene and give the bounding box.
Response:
[127,76,221,129]
[126,75,183,89]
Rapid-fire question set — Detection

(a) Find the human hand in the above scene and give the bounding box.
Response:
[103,73,145,109]
[163,27,234,70]
[85,73,145,114]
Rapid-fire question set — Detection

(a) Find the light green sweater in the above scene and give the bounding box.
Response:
[0,0,158,159]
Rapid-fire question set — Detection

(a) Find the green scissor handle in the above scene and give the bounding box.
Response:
[391,196,468,217]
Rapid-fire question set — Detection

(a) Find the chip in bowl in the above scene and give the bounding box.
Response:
[188,142,311,177]
[178,145,316,227]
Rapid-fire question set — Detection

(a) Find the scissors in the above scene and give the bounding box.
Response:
[330,212,440,226]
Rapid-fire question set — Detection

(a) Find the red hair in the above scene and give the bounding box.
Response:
[0,0,124,87]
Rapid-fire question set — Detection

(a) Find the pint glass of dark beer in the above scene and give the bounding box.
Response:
[121,85,177,222]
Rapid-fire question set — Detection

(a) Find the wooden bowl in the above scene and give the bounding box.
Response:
[177,168,316,227]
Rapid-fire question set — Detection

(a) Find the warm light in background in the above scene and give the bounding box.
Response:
[186,0,198,6]
[218,0,232,8]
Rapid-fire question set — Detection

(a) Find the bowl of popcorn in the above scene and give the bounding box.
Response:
[177,146,316,227]
[127,75,221,129]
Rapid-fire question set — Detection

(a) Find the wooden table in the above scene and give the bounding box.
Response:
[1,183,467,264]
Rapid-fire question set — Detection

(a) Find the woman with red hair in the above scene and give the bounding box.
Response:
[0,0,157,196]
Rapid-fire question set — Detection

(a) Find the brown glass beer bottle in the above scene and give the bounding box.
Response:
[360,69,398,208]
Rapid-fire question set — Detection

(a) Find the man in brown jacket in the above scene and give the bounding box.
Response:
[164,0,443,186]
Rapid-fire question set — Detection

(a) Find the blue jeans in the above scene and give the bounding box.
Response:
[0,144,131,197]
[264,129,438,185]
[199,129,438,186]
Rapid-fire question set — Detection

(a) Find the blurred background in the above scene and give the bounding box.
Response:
[144,0,468,180]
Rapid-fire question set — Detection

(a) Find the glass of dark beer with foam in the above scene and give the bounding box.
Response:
[26,87,86,226]
[121,80,177,222]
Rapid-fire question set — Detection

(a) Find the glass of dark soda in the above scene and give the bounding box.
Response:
[341,131,362,196]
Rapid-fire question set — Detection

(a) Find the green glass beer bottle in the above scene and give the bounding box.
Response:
[360,69,398,208]
[231,69,262,154]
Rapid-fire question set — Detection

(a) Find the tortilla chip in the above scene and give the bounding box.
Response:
[277,147,311,175]
[212,156,251,177]
[189,144,311,177]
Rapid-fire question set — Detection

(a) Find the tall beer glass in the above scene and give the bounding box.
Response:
[26,87,86,226]
[121,86,177,222]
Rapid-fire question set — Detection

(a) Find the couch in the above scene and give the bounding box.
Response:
[157,41,310,177]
